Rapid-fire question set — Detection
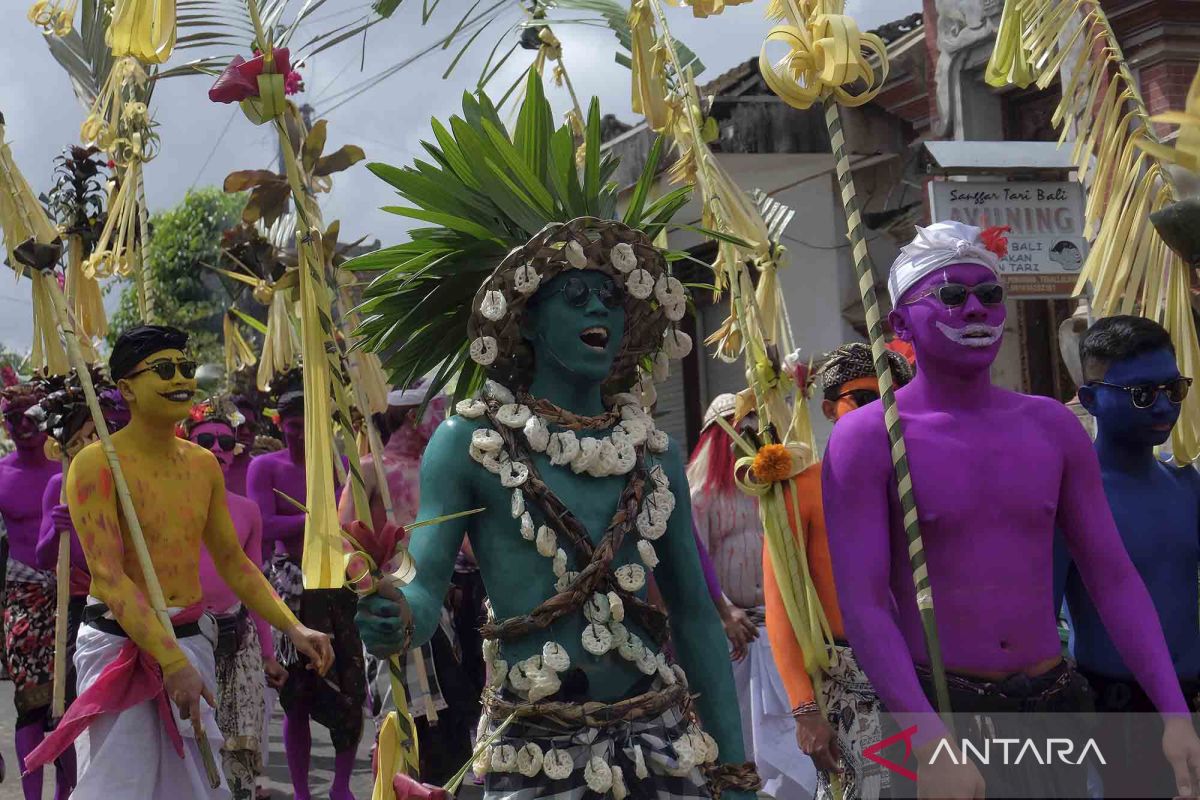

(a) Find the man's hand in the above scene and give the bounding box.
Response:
[1162,716,1200,798]
[794,710,841,772]
[50,504,74,534]
[286,624,333,676]
[264,657,288,688]
[720,604,758,662]
[164,663,216,740]
[356,592,411,659]
[915,737,985,800]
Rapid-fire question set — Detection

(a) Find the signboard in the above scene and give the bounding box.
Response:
[928,181,1087,298]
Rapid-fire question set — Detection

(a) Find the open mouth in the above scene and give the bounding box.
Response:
[935,321,1004,348]
[579,326,610,352]
[160,389,195,403]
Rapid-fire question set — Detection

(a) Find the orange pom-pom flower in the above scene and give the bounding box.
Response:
[751,443,792,484]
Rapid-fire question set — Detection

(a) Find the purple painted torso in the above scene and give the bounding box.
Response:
[225,454,252,496]
[0,451,60,568]
[246,449,308,559]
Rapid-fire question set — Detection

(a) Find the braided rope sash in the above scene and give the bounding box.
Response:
[478,412,669,645]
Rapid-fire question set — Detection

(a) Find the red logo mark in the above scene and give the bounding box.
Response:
[863,725,919,782]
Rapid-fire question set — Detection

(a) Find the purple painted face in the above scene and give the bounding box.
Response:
[189,420,237,471]
[2,402,46,451]
[280,414,304,458]
[889,262,1007,376]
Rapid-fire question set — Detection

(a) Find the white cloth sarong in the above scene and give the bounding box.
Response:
[72,618,230,800]
[732,624,817,800]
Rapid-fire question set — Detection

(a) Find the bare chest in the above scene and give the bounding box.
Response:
[899,411,1064,534]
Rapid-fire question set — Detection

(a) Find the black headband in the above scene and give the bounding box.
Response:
[109,325,190,381]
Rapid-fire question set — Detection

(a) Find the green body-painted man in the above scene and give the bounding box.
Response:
[352,78,760,800]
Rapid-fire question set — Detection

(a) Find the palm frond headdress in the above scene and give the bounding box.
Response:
[346,73,694,403]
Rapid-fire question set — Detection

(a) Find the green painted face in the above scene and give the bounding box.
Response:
[523,270,627,386]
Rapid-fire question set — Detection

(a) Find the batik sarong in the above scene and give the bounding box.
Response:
[482,697,711,800]
[269,556,365,753]
[3,560,56,717]
[214,606,265,800]
[71,612,228,800]
[817,644,887,800]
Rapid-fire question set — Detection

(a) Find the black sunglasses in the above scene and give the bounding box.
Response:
[555,276,624,309]
[1089,377,1192,409]
[836,389,880,407]
[903,282,1006,308]
[126,359,198,381]
[194,432,236,451]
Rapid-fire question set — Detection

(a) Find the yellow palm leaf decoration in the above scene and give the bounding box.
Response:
[663,0,752,19]
[223,310,258,376]
[65,234,108,346]
[108,0,176,64]
[258,284,300,391]
[27,0,77,36]
[759,0,889,111]
[985,0,1200,463]
[0,119,70,376]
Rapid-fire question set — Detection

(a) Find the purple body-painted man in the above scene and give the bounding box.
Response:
[225,395,259,496]
[822,221,1200,799]
[246,395,360,800]
[0,384,63,800]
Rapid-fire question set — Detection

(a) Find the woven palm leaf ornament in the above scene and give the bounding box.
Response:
[986,0,1200,462]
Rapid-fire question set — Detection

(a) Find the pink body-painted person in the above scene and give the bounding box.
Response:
[822,221,1200,799]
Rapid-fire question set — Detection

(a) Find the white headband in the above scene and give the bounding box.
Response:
[888,221,1001,305]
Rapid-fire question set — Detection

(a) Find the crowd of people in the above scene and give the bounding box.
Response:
[0,220,1196,800]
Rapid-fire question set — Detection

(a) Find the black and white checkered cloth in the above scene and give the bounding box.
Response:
[483,703,711,800]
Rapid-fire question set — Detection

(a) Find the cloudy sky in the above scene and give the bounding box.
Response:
[0,0,916,353]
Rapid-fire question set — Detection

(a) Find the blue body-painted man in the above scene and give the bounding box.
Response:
[1054,314,1200,797]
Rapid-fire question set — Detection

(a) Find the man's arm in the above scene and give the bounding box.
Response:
[67,444,189,675]
[822,410,944,730]
[240,500,275,662]
[1053,405,1188,714]
[246,457,305,543]
[200,454,300,634]
[654,441,748,768]
[357,417,474,653]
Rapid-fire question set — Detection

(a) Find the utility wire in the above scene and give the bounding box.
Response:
[190,107,239,190]
[315,0,511,116]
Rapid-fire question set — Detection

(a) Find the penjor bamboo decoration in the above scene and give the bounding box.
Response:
[754,0,952,714]
[986,0,1200,462]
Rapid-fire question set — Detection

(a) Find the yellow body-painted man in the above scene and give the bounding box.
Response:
[27,325,333,800]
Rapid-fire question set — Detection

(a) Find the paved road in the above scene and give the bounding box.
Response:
[0,681,379,799]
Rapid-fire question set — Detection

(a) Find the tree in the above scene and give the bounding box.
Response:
[108,188,244,363]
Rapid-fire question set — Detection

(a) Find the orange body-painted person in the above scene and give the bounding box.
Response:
[763,343,913,800]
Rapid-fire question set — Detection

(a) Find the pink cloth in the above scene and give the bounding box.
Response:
[199,492,272,661]
[23,604,205,775]
[691,489,764,609]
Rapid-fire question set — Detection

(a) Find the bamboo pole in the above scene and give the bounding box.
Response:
[43,279,222,787]
[51,456,70,719]
[822,96,950,715]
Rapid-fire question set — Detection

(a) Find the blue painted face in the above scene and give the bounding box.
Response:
[523,270,627,385]
[1080,347,1182,447]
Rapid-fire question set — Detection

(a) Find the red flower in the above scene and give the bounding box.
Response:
[284,69,304,96]
[0,366,18,388]
[189,404,207,422]
[342,520,407,574]
[208,48,293,104]
[980,225,1012,260]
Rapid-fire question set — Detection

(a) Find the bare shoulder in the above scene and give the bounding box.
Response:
[826,401,890,468]
[246,448,286,477]
[227,491,260,519]
[425,414,488,459]
[70,440,109,473]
